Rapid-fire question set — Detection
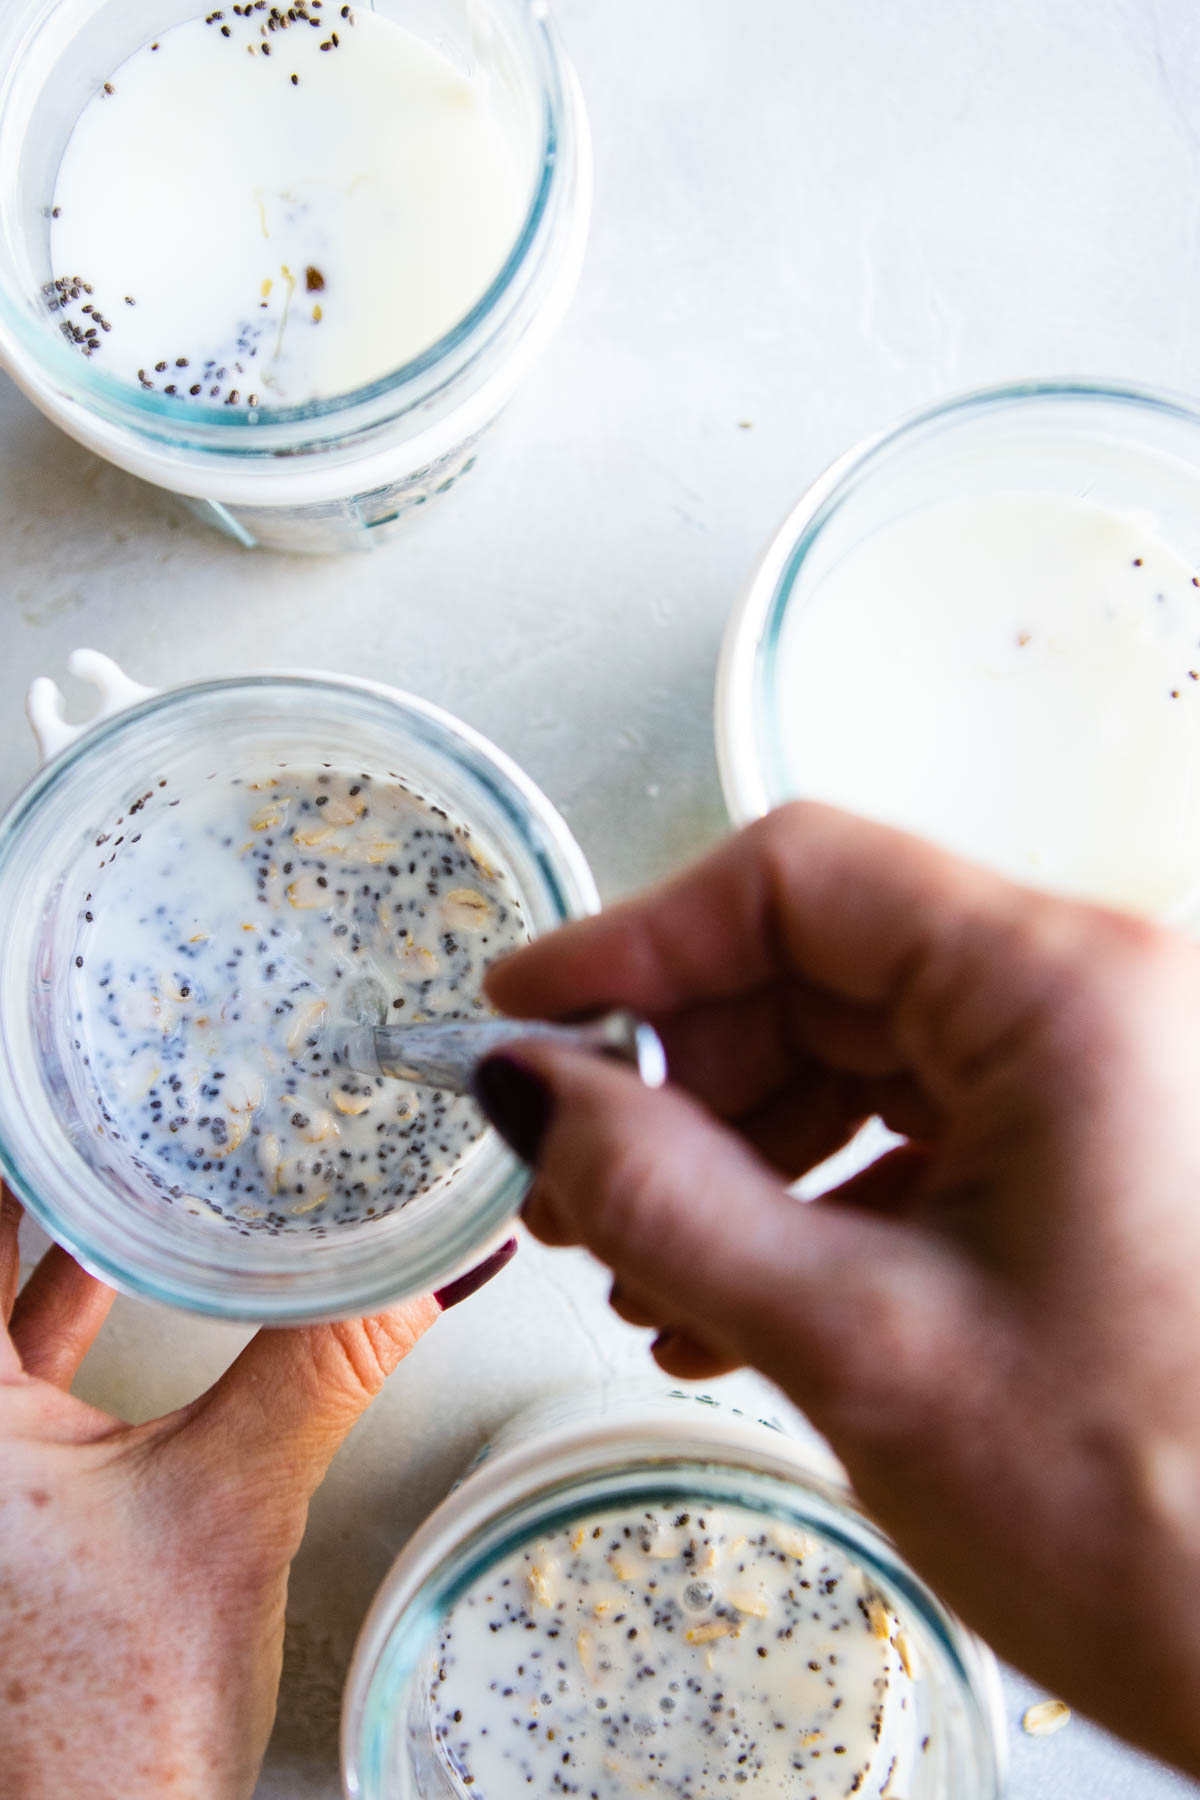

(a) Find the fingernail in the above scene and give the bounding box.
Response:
[474,1053,553,1164]
[434,1236,519,1310]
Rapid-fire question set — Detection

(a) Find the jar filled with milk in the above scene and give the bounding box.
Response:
[0,0,590,550]
[718,383,1200,929]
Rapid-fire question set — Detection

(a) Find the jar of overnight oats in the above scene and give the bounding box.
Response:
[342,1389,1006,1800]
[0,652,596,1322]
[0,0,590,553]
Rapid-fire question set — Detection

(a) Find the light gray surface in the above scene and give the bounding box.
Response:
[2,1,1199,1795]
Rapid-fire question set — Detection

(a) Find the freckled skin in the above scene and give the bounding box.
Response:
[0,1186,440,1799]
[2,1450,285,1791]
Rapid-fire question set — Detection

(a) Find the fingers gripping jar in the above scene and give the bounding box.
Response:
[342,1390,1007,1800]
[0,650,597,1322]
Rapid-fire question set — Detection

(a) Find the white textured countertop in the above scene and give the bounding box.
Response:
[3,1,1200,1795]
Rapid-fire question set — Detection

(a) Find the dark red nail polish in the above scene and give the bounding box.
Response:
[474,1053,553,1164]
[434,1236,518,1310]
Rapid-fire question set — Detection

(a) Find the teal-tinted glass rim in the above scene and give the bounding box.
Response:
[0,671,593,925]
[346,1458,1007,1799]
[0,0,569,448]
[0,671,597,1321]
[751,378,1200,810]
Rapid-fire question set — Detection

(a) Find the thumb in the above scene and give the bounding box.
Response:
[183,1295,440,1503]
[478,1045,979,1438]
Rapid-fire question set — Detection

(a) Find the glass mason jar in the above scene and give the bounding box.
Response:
[0,0,590,552]
[0,650,597,1322]
[342,1388,1007,1799]
[716,379,1200,926]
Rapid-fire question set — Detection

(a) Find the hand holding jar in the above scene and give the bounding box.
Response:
[0,1213,513,1798]
[479,800,1200,1780]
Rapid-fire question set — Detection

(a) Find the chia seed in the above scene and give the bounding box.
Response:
[71,765,525,1234]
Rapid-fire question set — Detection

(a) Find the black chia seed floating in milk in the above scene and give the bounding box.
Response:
[70,768,526,1235]
[425,1502,921,1799]
[43,3,530,406]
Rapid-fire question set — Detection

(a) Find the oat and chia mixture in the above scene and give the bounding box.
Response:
[426,1502,919,1798]
[70,766,525,1234]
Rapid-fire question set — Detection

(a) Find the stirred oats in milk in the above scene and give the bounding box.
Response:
[71,768,526,1233]
[426,1502,919,1798]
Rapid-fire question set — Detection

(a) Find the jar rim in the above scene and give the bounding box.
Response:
[341,1398,1007,1800]
[0,669,598,1321]
[0,0,575,455]
[715,377,1200,828]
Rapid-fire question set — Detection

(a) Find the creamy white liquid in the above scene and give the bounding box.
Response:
[425,1502,917,1798]
[71,766,526,1234]
[774,493,1200,917]
[47,5,532,405]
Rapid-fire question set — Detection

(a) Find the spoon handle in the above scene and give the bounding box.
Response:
[336,1009,668,1096]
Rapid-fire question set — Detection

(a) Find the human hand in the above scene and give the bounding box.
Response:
[479,802,1200,1775]
[0,1214,514,1799]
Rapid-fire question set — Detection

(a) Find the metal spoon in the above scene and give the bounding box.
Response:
[333,980,667,1096]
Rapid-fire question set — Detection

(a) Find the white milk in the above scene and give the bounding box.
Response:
[774,492,1200,917]
[425,1500,917,1799]
[47,4,532,405]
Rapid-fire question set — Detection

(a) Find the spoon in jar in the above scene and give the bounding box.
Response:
[333,979,668,1097]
